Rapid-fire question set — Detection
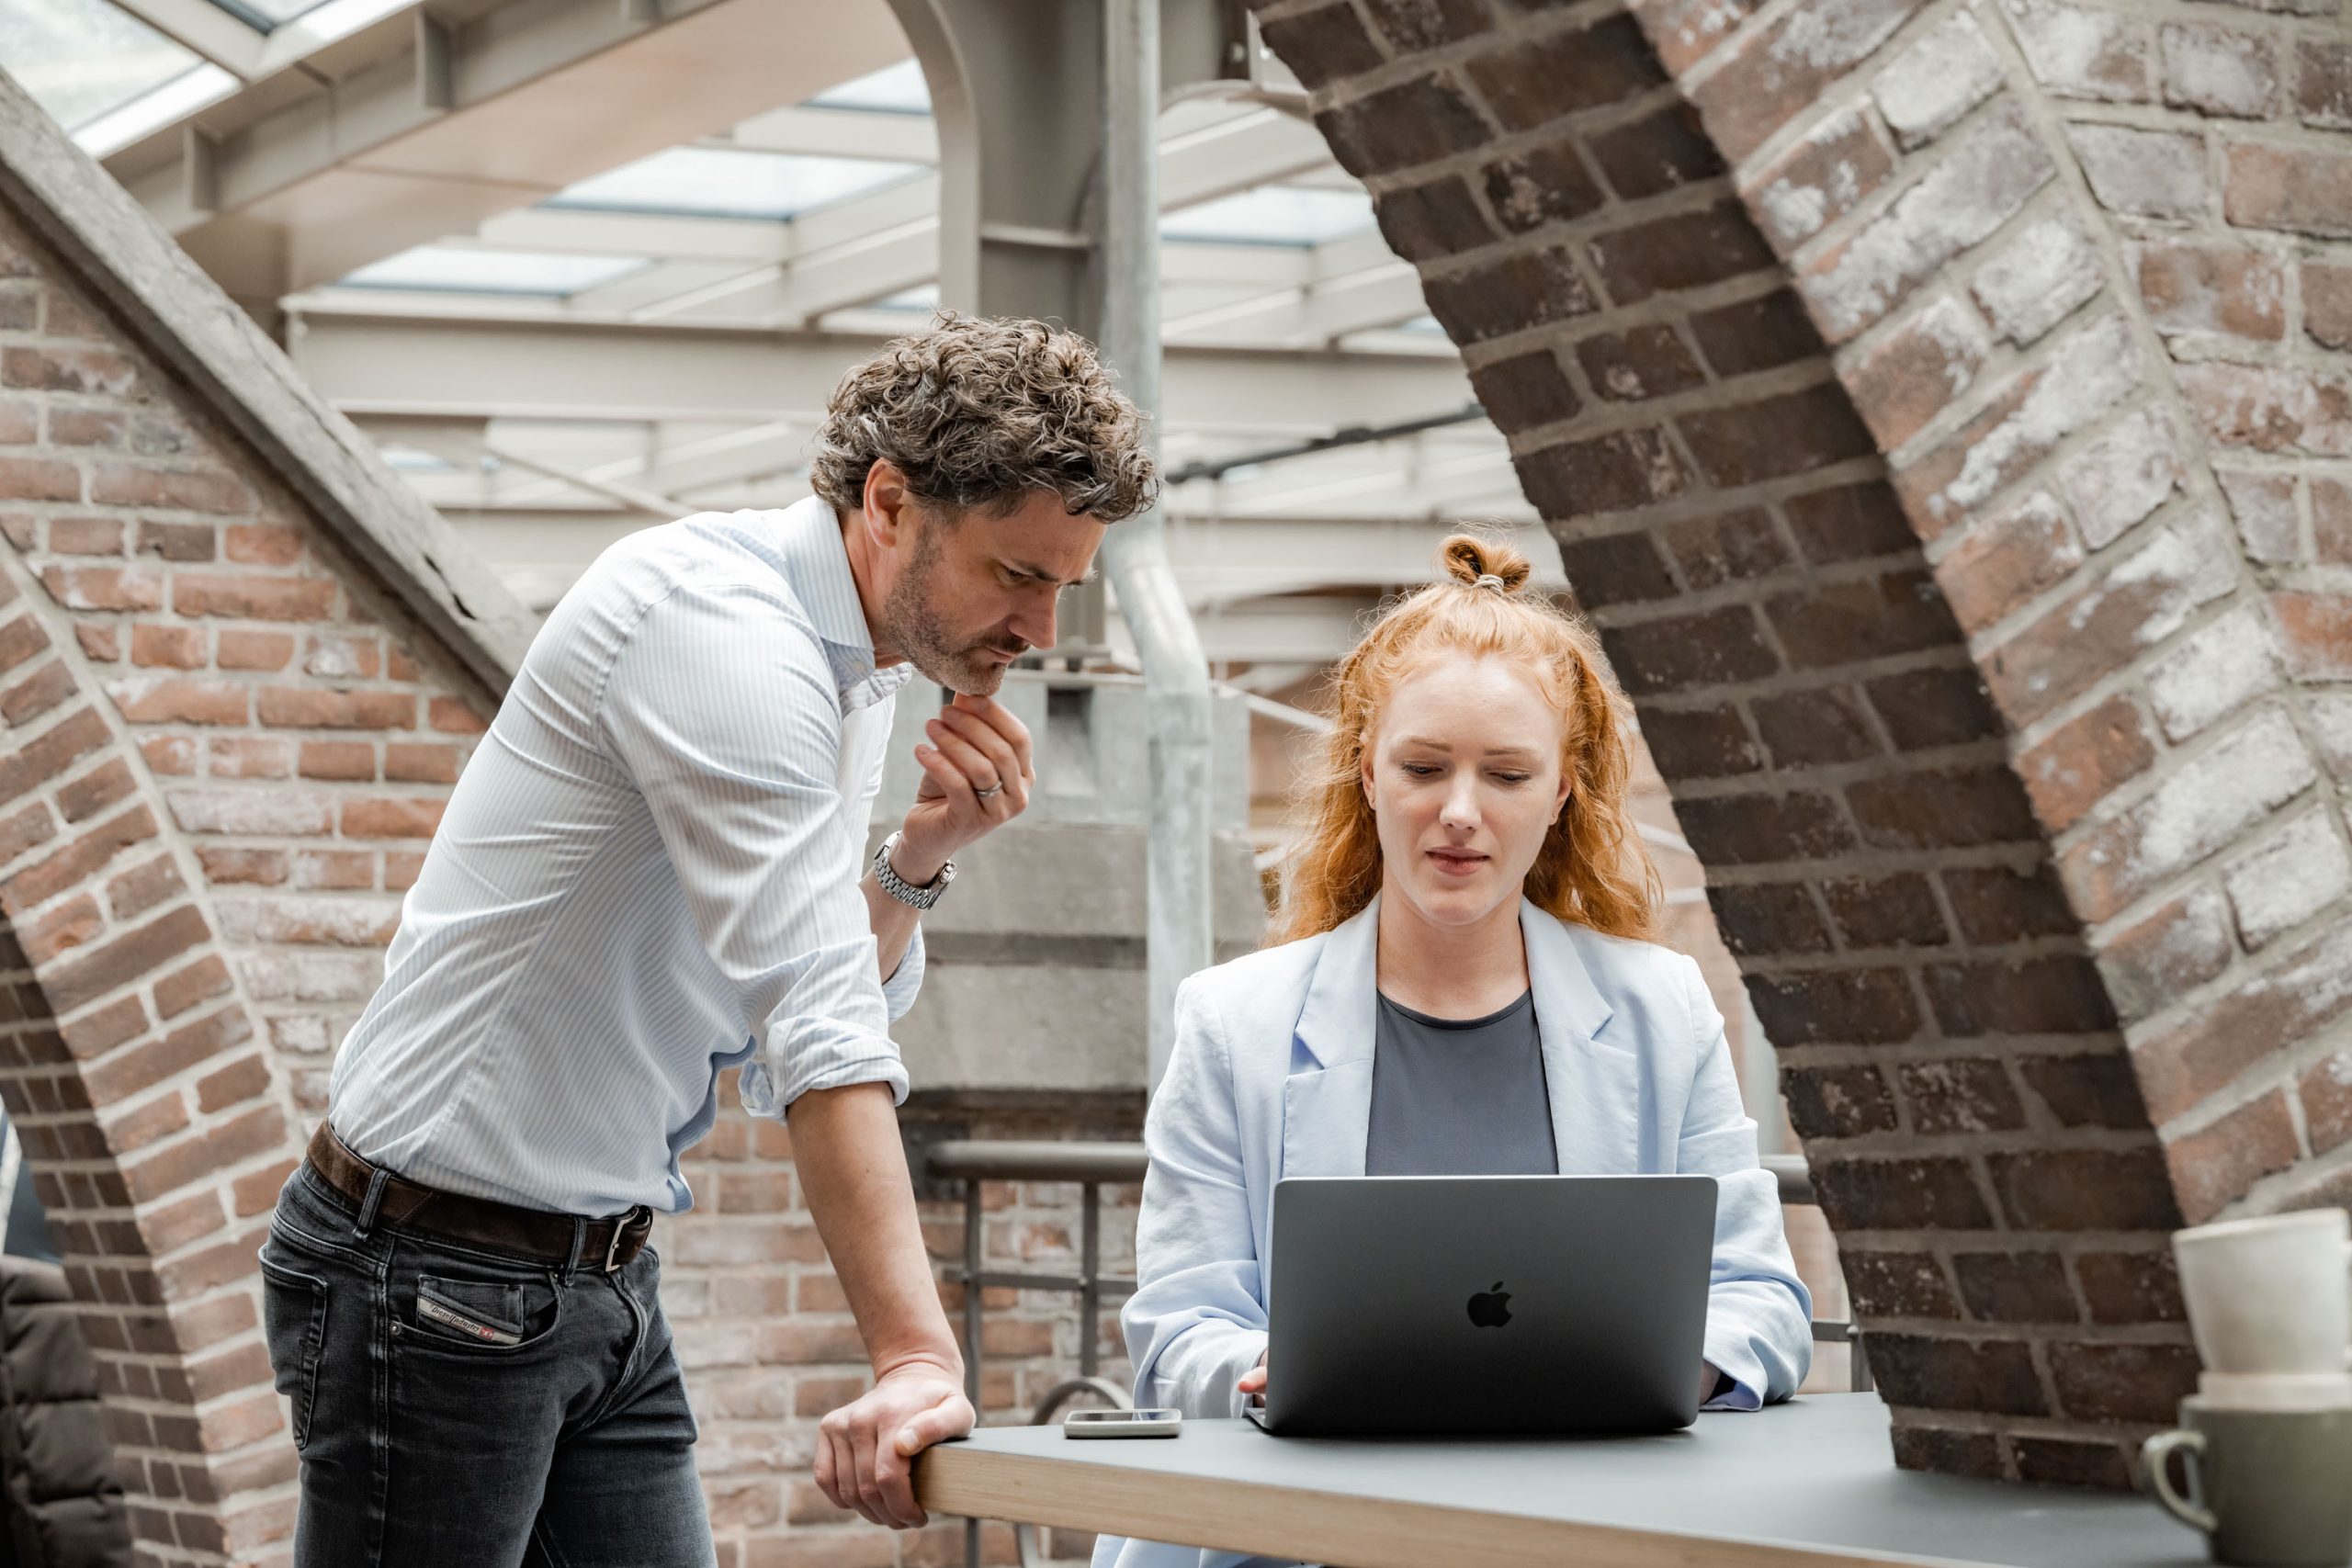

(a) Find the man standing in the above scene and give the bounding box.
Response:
[260,316,1155,1564]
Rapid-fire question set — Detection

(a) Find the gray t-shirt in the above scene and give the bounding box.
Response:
[1363,989,1557,1177]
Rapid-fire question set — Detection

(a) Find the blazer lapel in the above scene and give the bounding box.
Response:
[1522,902,1642,1175]
[1281,898,1380,1179]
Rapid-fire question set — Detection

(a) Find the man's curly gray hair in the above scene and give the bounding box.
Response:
[810,313,1158,523]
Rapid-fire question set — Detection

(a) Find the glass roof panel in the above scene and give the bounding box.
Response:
[806,60,931,115]
[214,0,333,23]
[543,147,924,221]
[0,0,201,131]
[1162,186,1376,247]
[873,285,940,311]
[75,63,238,156]
[337,246,650,298]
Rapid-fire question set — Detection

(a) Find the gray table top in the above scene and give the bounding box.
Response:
[922,1394,2203,1568]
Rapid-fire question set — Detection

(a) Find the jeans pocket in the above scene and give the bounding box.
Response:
[259,1249,329,1450]
[400,1265,562,1357]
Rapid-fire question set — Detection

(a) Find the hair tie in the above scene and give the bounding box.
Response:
[1475,573,1507,592]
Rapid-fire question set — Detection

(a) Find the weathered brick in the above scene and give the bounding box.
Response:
[1813,1156,1995,1230]
[2161,22,2278,118]
[1871,12,2004,150]
[88,463,252,515]
[1981,502,2234,725]
[1990,1147,2180,1230]
[1745,966,1920,1043]
[172,574,336,622]
[1467,352,1578,431]
[1630,0,1758,73]
[1425,247,1599,342]
[40,565,163,613]
[216,629,295,671]
[1,345,136,396]
[166,788,332,838]
[0,707,109,806]
[1687,289,1822,379]
[2074,1249,2183,1325]
[1843,1249,1960,1318]
[57,757,134,822]
[2015,694,2153,831]
[1360,0,1487,51]
[1802,107,2056,344]
[1679,383,1875,486]
[2002,0,2150,101]
[2048,1342,2199,1423]
[1644,705,1764,781]
[208,736,292,780]
[1820,873,1946,948]
[430,694,488,734]
[1515,427,1690,517]
[2135,243,2286,343]
[2303,40,2352,128]
[153,954,232,1020]
[1707,881,1831,954]
[2098,886,2235,1024]
[1781,1064,1900,1138]
[50,517,122,554]
[224,524,302,567]
[1660,508,1788,589]
[255,688,416,730]
[1785,480,1917,564]
[1926,955,2115,1036]
[123,1102,285,1206]
[2062,707,2312,921]
[1,661,74,727]
[1599,606,1779,694]
[2273,590,2352,681]
[135,520,213,563]
[1586,105,1724,201]
[1952,1250,2077,1322]
[1934,491,2081,635]
[1576,325,1704,403]
[1465,13,1663,133]
[1688,0,1926,164]
[2222,807,2349,948]
[2073,123,2209,221]
[1373,178,1497,263]
[1870,1336,2047,1415]
[2322,480,2352,563]
[1841,296,1990,452]
[0,805,157,913]
[1867,665,2001,750]
[1743,110,1895,254]
[107,677,248,727]
[1314,76,1491,179]
[2058,409,2185,550]
[1969,216,2102,349]
[42,905,211,1015]
[2019,1052,2152,1131]
[1891,1427,2003,1477]
[1556,531,1678,606]
[196,848,286,886]
[20,894,103,964]
[1255,5,1385,89]
[291,850,373,891]
[129,625,207,671]
[2307,262,2352,351]
[2225,141,2352,240]
[342,797,446,839]
[2302,1048,2352,1154]
[1675,789,1854,863]
[1764,568,1954,670]
[297,742,375,782]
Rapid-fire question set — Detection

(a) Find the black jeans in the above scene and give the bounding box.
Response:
[260,1165,715,1567]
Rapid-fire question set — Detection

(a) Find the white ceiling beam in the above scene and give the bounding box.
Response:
[107,0,268,77]
[725,106,938,163]
[1163,261,1427,347]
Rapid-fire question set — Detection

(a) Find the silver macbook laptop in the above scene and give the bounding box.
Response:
[1247,1174,1718,1437]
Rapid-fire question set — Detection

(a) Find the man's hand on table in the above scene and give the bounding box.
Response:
[896,694,1035,878]
[815,1359,975,1529]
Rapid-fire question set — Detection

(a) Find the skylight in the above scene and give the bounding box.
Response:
[336,246,650,298]
[0,0,200,131]
[74,64,238,157]
[872,285,941,311]
[1162,186,1377,247]
[209,0,334,23]
[543,147,923,222]
[806,60,931,115]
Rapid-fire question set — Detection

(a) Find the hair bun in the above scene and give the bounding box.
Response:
[1438,534,1533,595]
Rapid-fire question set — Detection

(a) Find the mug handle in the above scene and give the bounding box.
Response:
[2143,1430,2216,1534]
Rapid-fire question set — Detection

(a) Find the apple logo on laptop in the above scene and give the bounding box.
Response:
[1466,1281,1512,1328]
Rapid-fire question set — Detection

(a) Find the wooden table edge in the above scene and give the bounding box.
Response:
[916,1440,2016,1568]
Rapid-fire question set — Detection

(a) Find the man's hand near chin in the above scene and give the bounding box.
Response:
[815,1359,975,1529]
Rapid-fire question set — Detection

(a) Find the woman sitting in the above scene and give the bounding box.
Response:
[1094,536,1812,1568]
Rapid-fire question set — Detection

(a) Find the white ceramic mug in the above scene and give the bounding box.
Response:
[2174,1211,2352,1376]
[2201,1371,2352,1413]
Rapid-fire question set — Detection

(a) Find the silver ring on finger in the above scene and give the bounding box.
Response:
[975,782,1004,800]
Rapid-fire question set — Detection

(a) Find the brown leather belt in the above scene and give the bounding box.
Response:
[303,1122,653,1273]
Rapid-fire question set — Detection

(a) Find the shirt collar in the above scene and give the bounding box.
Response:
[775,494,918,713]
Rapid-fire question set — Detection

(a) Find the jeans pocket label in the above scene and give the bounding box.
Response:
[416,1285,524,1346]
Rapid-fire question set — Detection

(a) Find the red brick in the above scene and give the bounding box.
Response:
[1,345,135,395]
[2310,264,2352,352]
[290,851,373,891]
[1,661,74,727]
[135,520,215,563]
[1786,481,1918,564]
[2165,1090,2300,1222]
[73,623,116,662]
[2305,40,2352,129]
[153,954,232,1020]
[0,707,109,806]
[257,688,416,730]
[1632,0,1758,73]
[1841,298,1991,451]
[108,678,247,727]
[88,463,252,515]
[195,1055,271,1115]
[1465,13,1661,132]
[1576,325,1704,403]
[106,1092,190,1156]
[0,801,54,865]
[196,848,286,886]
[139,737,194,777]
[341,798,445,839]
[0,457,71,503]
[2015,694,2154,831]
[2272,591,2352,681]
[215,630,294,671]
[223,525,301,566]
[1661,509,1788,591]
[50,516,122,553]
[1687,0,1925,164]
[123,1102,285,1205]
[1587,104,1724,202]
[1424,246,1599,343]
[297,742,375,781]
[141,1191,228,1258]
[130,625,208,670]
[40,565,163,612]
[383,852,425,891]
[57,995,145,1062]
[20,894,105,963]
[2136,243,2287,341]
[208,736,291,780]
[428,697,489,735]
[1519,428,1691,520]
[383,743,459,784]
[108,855,184,921]
[1482,138,1607,234]
[1740,110,1895,253]
[0,615,47,679]
[1901,1059,2029,1134]
[1681,383,1876,487]
[1764,569,1953,670]
[42,904,211,1015]
[173,574,335,622]
[2227,141,2352,239]
[1849,766,2036,852]
[1934,491,2081,635]
[1891,1426,2002,1478]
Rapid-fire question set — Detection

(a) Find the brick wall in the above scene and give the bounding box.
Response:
[1250,0,2352,1486]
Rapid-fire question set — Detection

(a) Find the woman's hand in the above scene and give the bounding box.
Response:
[1238,1349,1269,1406]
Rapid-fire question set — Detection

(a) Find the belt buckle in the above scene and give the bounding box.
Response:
[605,1206,647,1272]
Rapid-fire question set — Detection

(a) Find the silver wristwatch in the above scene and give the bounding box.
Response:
[873,830,955,909]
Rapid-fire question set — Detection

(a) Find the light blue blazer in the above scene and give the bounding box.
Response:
[1093,897,1813,1568]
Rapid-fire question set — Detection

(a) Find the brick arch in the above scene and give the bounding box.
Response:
[1250,0,2352,1485]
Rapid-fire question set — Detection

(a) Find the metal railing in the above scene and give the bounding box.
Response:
[922,1143,1868,1566]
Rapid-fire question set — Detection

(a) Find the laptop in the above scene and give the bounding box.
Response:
[1245,1174,1718,1437]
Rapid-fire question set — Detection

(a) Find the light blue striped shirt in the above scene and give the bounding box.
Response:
[330,498,922,1216]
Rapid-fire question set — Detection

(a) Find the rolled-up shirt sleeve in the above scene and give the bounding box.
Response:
[597,580,909,1116]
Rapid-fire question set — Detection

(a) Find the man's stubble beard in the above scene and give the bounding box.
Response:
[881,522,1017,695]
